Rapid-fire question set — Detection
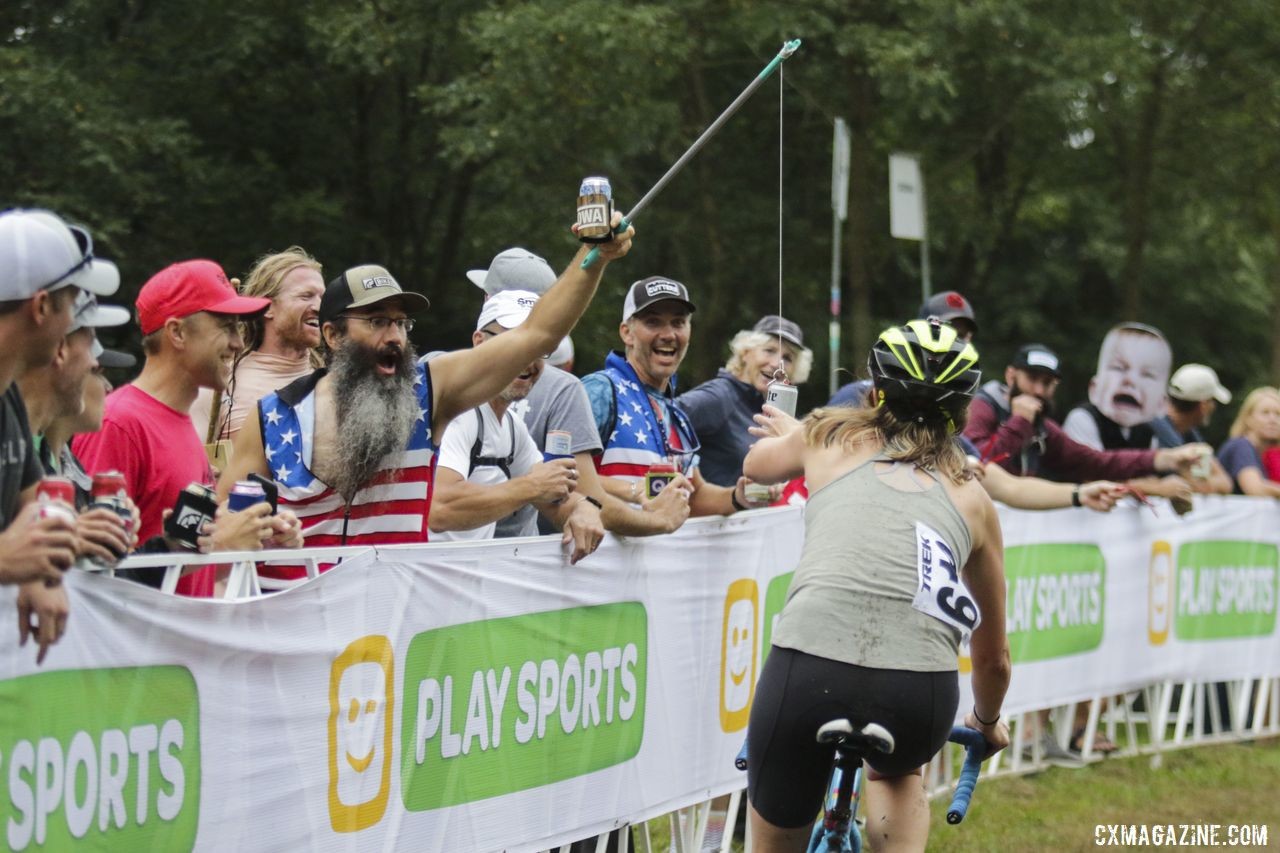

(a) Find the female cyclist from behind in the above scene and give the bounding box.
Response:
[742,320,1011,853]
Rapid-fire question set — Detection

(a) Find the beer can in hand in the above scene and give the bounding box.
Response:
[765,380,798,418]
[90,470,134,537]
[644,462,678,500]
[164,483,219,551]
[576,176,613,243]
[228,480,268,513]
[544,430,573,461]
[36,477,78,526]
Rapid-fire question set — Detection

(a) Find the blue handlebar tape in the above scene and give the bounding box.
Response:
[946,726,987,825]
[734,739,749,771]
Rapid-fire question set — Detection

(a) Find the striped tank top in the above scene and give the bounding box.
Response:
[258,363,436,578]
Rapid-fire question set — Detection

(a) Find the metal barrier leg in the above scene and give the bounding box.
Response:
[1206,682,1223,736]
[1079,696,1102,761]
[1270,680,1280,731]
[1173,680,1194,745]
[637,821,653,853]
[1233,680,1252,732]
[160,565,181,595]
[1251,678,1271,736]
[720,789,743,853]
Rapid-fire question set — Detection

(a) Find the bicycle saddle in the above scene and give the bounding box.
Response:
[816,719,896,755]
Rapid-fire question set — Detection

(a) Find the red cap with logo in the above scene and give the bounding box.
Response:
[136,259,271,335]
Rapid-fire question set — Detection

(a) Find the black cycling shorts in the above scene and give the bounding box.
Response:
[746,645,959,829]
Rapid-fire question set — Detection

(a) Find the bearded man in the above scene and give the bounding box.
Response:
[218,220,634,576]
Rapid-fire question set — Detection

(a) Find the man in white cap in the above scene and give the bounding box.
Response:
[429,291,604,561]
[1154,364,1233,446]
[466,250,690,539]
[0,209,121,661]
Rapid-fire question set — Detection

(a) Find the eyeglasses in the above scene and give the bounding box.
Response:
[340,315,415,333]
[38,223,94,293]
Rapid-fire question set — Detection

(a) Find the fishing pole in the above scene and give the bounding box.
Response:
[581,38,802,268]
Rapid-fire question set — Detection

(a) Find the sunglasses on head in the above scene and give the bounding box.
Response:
[38,223,94,293]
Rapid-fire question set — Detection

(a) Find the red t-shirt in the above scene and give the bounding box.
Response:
[73,384,216,597]
[1264,447,1280,483]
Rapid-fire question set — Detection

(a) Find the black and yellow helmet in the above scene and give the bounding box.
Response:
[868,319,980,425]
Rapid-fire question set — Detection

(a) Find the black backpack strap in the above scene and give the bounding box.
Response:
[469,408,516,479]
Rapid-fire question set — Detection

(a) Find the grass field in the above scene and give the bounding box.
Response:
[925,737,1280,851]
[643,736,1279,852]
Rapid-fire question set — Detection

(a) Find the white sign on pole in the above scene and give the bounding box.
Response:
[889,152,924,241]
[831,118,850,221]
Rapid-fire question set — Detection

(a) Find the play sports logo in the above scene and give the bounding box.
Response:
[1173,541,1277,640]
[0,666,200,851]
[328,635,394,833]
[328,603,647,830]
[1004,543,1106,662]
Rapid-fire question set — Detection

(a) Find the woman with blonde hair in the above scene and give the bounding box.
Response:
[676,314,813,487]
[742,319,1010,852]
[1218,386,1280,496]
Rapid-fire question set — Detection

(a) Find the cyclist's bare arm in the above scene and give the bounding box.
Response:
[961,490,1011,749]
[742,426,806,485]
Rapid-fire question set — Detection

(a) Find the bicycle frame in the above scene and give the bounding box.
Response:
[805,723,988,853]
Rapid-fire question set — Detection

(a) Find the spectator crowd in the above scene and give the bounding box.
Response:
[2,206,1278,680]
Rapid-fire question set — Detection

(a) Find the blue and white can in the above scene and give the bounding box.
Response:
[576,176,613,243]
[228,480,267,513]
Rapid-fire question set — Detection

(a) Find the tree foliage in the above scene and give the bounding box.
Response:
[2,0,1277,437]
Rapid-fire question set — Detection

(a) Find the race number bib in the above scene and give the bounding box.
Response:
[913,521,981,640]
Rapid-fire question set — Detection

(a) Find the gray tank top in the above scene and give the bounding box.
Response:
[771,456,974,672]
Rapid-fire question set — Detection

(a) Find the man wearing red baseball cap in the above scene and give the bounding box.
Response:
[74,259,296,596]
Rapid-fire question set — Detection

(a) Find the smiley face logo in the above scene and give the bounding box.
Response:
[328,635,394,833]
[1148,541,1173,646]
[719,579,759,732]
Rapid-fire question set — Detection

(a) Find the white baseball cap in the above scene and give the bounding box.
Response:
[0,209,120,300]
[69,290,131,334]
[476,289,539,331]
[548,336,574,367]
[1168,364,1232,405]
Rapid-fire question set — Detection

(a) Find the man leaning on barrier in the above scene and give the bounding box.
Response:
[429,291,604,562]
[217,215,635,576]
[73,259,302,597]
[0,210,121,660]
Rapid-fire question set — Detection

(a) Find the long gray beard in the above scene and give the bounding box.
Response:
[327,341,419,499]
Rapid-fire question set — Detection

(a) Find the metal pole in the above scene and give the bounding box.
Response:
[919,167,932,300]
[829,213,842,398]
[582,39,802,268]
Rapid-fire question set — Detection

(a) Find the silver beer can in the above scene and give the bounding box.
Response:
[765,380,798,418]
[576,176,613,243]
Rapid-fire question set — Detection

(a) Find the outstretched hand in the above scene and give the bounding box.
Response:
[749,404,801,440]
[571,211,634,262]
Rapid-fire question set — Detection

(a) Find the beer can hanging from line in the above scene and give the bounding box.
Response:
[576,177,613,243]
[765,379,798,418]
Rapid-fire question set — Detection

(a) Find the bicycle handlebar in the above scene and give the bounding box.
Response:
[946,726,987,825]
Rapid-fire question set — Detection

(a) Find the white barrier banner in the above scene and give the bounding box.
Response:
[975,495,1280,715]
[0,510,799,852]
[1,498,1278,851]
